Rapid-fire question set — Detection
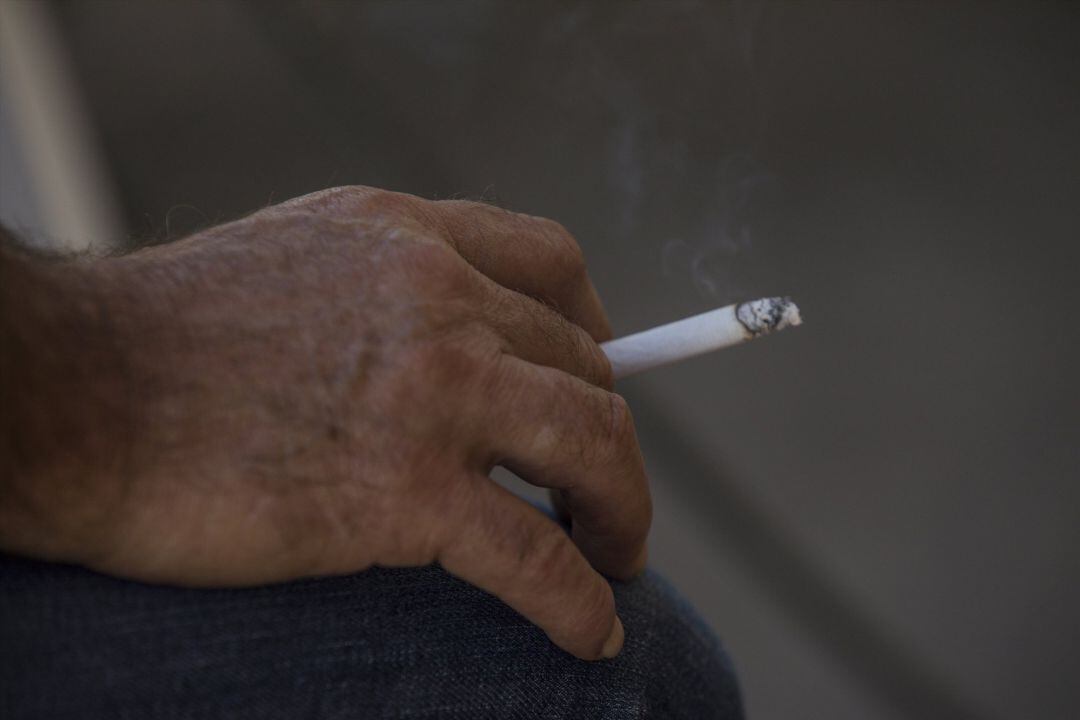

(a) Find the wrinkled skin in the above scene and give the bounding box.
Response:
[0,187,652,660]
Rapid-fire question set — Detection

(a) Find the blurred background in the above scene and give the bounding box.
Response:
[2,1,1078,718]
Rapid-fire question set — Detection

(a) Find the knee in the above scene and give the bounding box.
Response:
[600,569,744,719]
[430,567,744,719]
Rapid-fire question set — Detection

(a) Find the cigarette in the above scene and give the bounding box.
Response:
[601,296,802,379]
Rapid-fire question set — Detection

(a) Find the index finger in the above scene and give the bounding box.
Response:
[264,189,613,342]
[480,356,651,580]
[431,200,613,343]
[437,476,625,661]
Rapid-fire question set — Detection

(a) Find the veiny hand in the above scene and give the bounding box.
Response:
[0,187,651,659]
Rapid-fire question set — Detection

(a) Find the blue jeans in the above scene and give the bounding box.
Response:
[1,552,742,719]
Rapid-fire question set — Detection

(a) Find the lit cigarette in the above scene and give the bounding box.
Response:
[601,297,802,379]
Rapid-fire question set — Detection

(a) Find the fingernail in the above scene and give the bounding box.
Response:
[601,615,625,659]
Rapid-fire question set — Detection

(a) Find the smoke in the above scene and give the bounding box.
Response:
[538,2,776,301]
[610,120,646,234]
[589,2,774,301]
[662,154,775,301]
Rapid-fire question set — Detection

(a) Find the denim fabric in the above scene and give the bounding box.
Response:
[1,552,742,719]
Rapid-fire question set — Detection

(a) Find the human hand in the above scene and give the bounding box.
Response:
[0,187,651,659]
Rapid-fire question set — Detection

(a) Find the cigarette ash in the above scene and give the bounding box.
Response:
[735,297,802,336]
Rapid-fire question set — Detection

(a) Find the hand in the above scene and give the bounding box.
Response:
[0,187,651,660]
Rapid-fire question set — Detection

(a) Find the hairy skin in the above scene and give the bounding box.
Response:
[0,187,652,660]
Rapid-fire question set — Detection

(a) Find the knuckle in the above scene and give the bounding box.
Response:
[348,186,402,211]
[599,392,637,459]
[312,185,386,215]
[588,391,648,495]
[271,187,430,229]
[336,186,433,227]
[398,239,475,298]
[441,199,512,227]
[437,198,485,215]
[557,237,591,282]
[335,184,382,204]
[585,334,615,390]
[543,379,630,470]
[407,236,460,273]
[264,185,377,213]
[522,214,588,282]
[561,325,613,390]
[599,392,651,539]
[547,226,588,281]
[432,200,510,252]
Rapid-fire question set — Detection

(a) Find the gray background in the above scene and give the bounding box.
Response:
[7,2,1080,718]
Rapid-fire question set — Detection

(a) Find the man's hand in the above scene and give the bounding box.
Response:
[0,187,651,660]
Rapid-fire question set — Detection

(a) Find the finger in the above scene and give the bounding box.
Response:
[481,356,651,580]
[438,476,625,660]
[431,200,614,342]
[272,189,613,342]
[472,275,613,390]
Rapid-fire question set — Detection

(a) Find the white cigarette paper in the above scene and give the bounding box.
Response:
[601,297,802,379]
